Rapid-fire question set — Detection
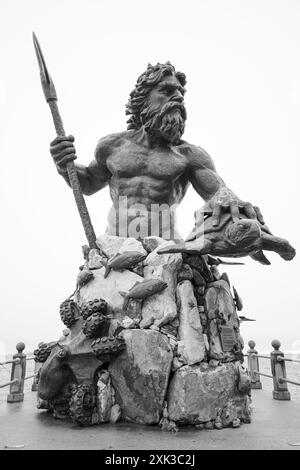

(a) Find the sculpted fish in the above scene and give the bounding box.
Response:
[157,212,296,265]
[238,316,256,322]
[76,269,94,288]
[104,251,147,278]
[206,255,244,266]
[119,279,168,310]
[233,285,243,311]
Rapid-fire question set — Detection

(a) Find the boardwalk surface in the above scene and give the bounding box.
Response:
[0,390,300,450]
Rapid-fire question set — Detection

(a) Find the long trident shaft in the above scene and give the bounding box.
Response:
[32,32,97,250]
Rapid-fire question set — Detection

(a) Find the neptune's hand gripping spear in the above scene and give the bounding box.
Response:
[32,32,97,250]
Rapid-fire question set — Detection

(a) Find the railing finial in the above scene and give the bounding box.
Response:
[271,339,290,400]
[16,342,25,354]
[271,339,281,351]
[7,343,27,402]
[247,340,262,389]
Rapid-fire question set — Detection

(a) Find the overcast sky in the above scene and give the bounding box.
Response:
[1,0,300,356]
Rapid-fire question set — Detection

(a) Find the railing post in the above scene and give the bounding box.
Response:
[247,340,262,389]
[270,339,291,400]
[7,342,26,403]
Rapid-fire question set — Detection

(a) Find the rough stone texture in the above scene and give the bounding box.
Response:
[142,236,166,253]
[167,362,251,425]
[78,267,143,317]
[176,281,206,365]
[123,298,142,321]
[97,370,113,423]
[220,272,230,286]
[160,322,178,339]
[140,265,178,329]
[119,238,147,256]
[96,235,146,259]
[211,265,221,280]
[192,269,206,287]
[88,249,106,270]
[172,357,184,372]
[121,316,138,329]
[196,285,205,296]
[177,263,193,282]
[96,235,125,258]
[203,333,210,351]
[204,280,241,360]
[140,241,181,329]
[110,404,122,424]
[185,255,204,271]
[109,329,173,424]
[144,240,182,270]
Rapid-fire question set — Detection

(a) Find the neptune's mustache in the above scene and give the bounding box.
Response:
[141,100,187,144]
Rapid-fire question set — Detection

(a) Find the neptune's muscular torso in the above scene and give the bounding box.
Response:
[61,128,224,239]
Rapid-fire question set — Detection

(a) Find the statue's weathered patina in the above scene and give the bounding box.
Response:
[34,43,295,429]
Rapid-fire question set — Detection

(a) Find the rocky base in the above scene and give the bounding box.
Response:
[35,235,251,429]
[168,362,251,428]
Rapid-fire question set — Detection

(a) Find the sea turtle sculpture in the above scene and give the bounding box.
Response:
[158,211,296,265]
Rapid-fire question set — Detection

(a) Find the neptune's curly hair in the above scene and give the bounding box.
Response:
[125,62,186,130]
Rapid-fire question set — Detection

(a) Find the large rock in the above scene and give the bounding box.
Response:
[167,362,251,425]
[78,267,143,317]
[177,263,193,282]
[204,280,241,360]
[96,235,146,259]
[144,240,182,270]
[88,248,106,270]
[119,238,147,256]
[205,280,238,322]
[97,370,113,423]
[96,235,125,258]
[109,329,173,424]
[142,236,166,253]
[176,281,206,365]
[140,241,182,328]
[140,265,178,329]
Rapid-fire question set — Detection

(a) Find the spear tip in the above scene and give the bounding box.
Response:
[32,32,57,102]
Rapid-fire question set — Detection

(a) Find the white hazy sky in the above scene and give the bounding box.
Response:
[1,0,300,355]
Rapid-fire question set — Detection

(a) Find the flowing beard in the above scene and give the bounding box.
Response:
[141,101,187,144]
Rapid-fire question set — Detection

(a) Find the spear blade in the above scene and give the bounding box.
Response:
[32,32,57,102]
[32,32,97,250]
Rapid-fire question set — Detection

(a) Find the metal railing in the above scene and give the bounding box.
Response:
[246,339,300,400]
[1,339,300,403]
[0,342,37,402]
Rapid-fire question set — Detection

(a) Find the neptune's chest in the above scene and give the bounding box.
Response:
[106,142,187,181]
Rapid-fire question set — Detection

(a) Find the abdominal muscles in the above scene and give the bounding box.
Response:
[106,176,184,240]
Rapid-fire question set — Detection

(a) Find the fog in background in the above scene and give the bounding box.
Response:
[1,0,300,355]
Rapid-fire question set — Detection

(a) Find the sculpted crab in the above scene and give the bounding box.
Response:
[158,212,296,265]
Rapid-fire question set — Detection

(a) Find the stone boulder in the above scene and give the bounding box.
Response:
[176,280,206,365]
[140,265,178,329]
[97,370,113,423]
[140,241,182,329]
[144,240,182,270]
[78,267,143,317]
[177,263,193,282]
[167,362,251,426]
[109,329,173,424]
[142,236,166,253]
[96,235,147,259]
[204,280,241,360]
